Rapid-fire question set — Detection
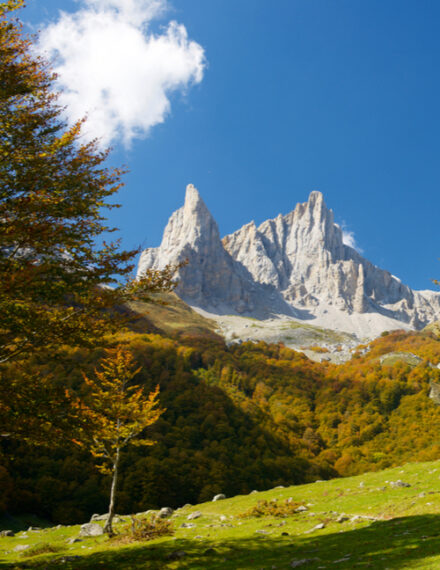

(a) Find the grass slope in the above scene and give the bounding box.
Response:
[3,459,440,569]
[126,293,220,338]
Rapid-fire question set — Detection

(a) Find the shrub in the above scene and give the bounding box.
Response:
[118,515,174,542]
[238,499,304,518]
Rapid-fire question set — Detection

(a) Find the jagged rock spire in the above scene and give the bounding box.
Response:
[138,185,440,331]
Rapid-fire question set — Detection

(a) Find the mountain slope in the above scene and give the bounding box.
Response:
[4,458,440,569]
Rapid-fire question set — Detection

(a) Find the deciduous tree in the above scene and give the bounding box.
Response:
[75,345,164,536]
[0,0,177,365]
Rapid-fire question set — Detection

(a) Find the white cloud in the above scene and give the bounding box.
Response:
[37,0,205,147]
[342,227,363,253]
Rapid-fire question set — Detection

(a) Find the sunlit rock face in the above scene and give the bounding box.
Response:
[137,184,287,316]
[137,184,440,330]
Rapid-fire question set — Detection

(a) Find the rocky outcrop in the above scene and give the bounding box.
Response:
[137,184,291,316]
[137,184,440,333]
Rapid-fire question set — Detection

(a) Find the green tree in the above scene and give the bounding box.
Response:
[0,0,178,365]
[75,345,164,536]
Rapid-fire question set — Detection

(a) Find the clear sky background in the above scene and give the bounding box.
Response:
[21,0,440,291]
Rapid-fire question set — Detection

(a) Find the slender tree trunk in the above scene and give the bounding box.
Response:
[104,447,120,536]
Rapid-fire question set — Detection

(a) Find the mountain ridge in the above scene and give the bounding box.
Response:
[137,184,440,338]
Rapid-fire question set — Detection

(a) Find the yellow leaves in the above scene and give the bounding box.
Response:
[77,345,164,470]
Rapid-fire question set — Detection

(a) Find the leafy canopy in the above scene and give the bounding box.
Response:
[0,0,177,364]
[78,346,164,473]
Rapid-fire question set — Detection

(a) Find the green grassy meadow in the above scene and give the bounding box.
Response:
[3,459,440,568]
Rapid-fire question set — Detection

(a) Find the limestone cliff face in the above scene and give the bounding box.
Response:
[137,185,440,329]
[223,190,407,313]
[138,184,279,314]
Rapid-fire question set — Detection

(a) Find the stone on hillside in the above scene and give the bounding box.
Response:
[0,530,14,537]
[27,526,42,531]
[13,544,30,552]
[390,480,411,488]
[90,513,124,523]
[295,505,308,512]
[158,507,174,518]
[212,494,226,501]
[67,537,82,544]
[337,515,349,523]
[250,490,259,494]
[219,515,228,522]
[180,522,196,528]
[187,511,202,520]
[306,522,325,533]
[79,523,104,537]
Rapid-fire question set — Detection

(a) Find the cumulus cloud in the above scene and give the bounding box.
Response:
[37,0,206,147]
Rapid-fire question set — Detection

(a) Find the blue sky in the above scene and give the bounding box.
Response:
[23,0,440,290]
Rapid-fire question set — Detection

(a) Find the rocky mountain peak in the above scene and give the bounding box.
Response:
[137,184,440,336]
[183,183,208,217]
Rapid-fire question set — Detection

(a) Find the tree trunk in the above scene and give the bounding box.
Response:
[103,447,120,536]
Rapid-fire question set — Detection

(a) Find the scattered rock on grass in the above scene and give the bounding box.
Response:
[13,545,30,552]
[0,530,14,537]
[390,480,411,488]
[213,494,226,501]
[90,513,125,523]
[306,523,325,533]
[180,523,196,528]
[158,507,174,518]
[187,511,202,520]
[79,523,104,537]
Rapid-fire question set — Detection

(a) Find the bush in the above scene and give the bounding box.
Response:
[118,514,174,542]
[238,499,304,518]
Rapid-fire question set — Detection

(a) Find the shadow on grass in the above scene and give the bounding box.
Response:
[2,514,440,569]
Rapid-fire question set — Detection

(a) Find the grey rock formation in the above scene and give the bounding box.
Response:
[137,184,292,316]
[158,507,174,518]
[223,190,439,322]
[137,185,440,333]
[79,522,104,537]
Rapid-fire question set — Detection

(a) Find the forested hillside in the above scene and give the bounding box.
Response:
[3,320,440,526]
